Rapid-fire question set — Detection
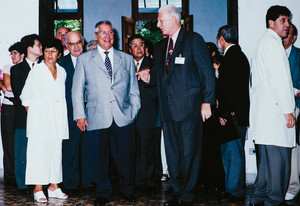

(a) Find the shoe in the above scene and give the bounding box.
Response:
[64,188,78,196]
[34,190,47,203]
[285,199,297,205]
[218,192,244,204]
[123,194,136,203]
[19,188,31,195]
[249,204,264,206]
[179,200,194,206]
[94,197,109,206]
[164,196,180,206]
[48,188,68,199]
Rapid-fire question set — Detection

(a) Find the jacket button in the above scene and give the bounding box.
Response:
[110,100,112,103]
[107,76,110,79]
[110,87,113,90]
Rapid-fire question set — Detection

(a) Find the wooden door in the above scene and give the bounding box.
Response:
[183,15,193,32]
[122,16,136,52]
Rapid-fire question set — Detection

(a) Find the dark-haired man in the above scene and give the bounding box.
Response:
[216,25,250,204]
[249,5,295,205]
[55,26,70,55]
[1,42,25,187]
[11,34,43,193]
[128,34,160,194]
[283,23,300,204]
[72,21,140,205]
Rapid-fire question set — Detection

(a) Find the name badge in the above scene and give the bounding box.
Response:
[175,54,185,64]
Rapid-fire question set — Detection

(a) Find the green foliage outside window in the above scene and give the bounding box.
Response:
[54,20,82,36]
[137,20,162,46]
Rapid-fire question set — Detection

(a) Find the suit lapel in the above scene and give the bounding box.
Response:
[91,49,106,72]
[167,28,185,79]
[113,48,121,75]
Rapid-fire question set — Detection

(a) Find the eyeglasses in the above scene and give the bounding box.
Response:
[67,40,83,47]
[98,30,114,36]
[131,42,144,49]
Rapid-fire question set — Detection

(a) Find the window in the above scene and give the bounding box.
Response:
[54,0,83,34]
[132,0,188,20]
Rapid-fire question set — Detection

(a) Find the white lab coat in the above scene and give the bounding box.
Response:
[249,29,295,148]
[20,61,69,184]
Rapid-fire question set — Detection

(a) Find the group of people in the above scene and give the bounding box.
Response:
[0,3,300,206]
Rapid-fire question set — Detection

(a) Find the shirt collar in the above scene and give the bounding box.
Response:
[170,28,181,47]
[224,44,235,55]
[70,54,78,68]
[286,45,292,57]
[25,58,37,69]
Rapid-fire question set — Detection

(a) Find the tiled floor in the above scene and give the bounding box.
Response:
[0,178,252,206]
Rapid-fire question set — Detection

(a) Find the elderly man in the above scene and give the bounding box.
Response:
[249,5,295,206]
[72,20,140,206]
[137,5,215,206]
[59,31,92,194]
[55,26,70,55]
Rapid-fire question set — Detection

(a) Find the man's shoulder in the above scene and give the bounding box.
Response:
[11,61,27,73]
[292,45,300,55]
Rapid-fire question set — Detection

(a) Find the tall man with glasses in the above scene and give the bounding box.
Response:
[11,34,43,194]
[59,31,92,194]
[72,20,140,206]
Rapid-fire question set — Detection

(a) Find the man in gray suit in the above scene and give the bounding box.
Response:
[72,20,141,205]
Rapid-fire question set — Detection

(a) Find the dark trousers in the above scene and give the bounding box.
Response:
[163,117,203,202]
[135,126,162,186]
[1,104,15,182]
[14,128,28,189]
[62,120,92,190]
[221,138,245,197]
[87,121,135,199]
[251,144,291,206]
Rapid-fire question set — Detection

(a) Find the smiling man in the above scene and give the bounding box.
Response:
[72,20,140,206]
[249,5,295,206]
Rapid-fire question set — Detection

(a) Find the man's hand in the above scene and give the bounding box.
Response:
[77,118,88,131]
[284,113,295,128]
[136,69,150,83]
[295,89,300,97]
[219,117,227,126]
[201,103,211,122]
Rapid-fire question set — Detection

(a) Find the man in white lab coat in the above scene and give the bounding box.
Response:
[249,5,296,206]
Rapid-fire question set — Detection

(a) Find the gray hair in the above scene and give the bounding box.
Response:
[94,20,113,34]
[158,5,181,24]
[64,31,84,44]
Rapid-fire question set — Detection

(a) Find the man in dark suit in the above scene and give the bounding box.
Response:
[11,34,43,193]
[216,25,250,203]
[137,5,215,205]
[72,21,140,206]
[59,31,92,193]
[283,23,300,203]
[128,34,161,194]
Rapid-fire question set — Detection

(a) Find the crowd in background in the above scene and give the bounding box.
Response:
[0,4,299,206]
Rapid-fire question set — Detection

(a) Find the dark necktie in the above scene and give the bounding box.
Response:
[166,38,173,74]
[32,62,35,68]
[104,51,112,82]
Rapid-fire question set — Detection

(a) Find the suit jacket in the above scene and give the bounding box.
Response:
[152,29,215,122]
[59,54,75,105]
[216,45,250,126]
[72,48,141,131]
[11,60,31,129]
[136,56,158,128]
[289,45,300,108]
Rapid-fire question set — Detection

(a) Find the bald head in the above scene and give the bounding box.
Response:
[65,31,84,57]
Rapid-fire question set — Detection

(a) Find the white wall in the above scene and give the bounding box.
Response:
[0,0,39,169]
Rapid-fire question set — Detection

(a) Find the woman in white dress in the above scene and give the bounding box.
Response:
[20,38,69,203]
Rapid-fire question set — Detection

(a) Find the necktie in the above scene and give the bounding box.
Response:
[166,38,173,74]
[32,62,35,68]
[104,51,112,82]
[135,61,139,72]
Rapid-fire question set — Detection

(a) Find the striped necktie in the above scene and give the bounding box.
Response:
[104,51,112,82]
